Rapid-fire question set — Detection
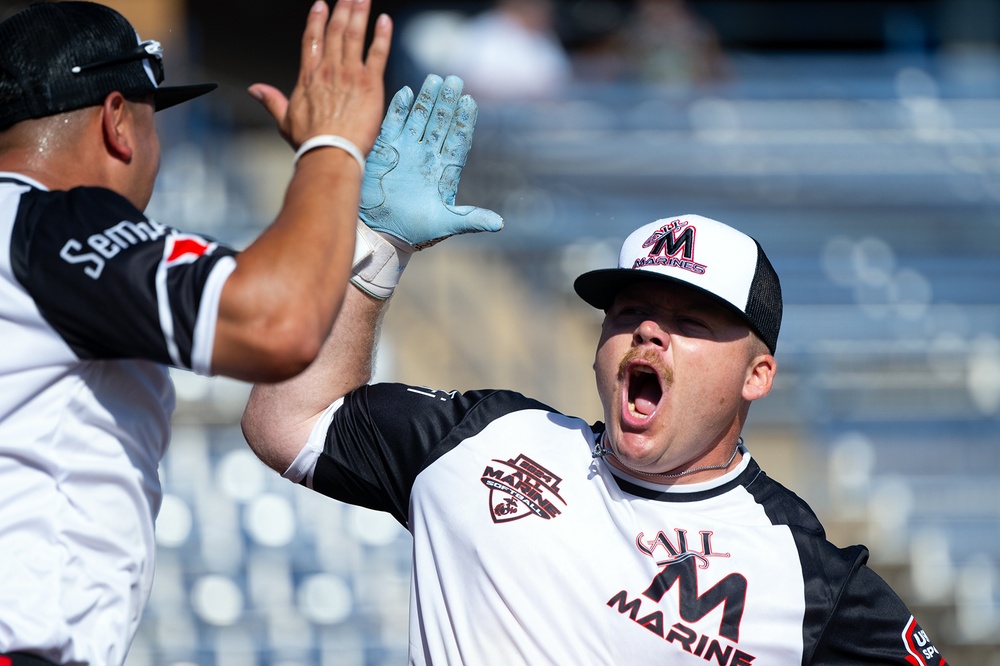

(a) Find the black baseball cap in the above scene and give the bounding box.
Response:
[0,1,217,131]
[574,214,783,354]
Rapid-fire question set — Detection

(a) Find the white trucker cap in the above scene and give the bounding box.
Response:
[574,214,782,353]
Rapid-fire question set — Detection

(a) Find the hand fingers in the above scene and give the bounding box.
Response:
[247,84,291,130]
[364,13,394,81]
[378,86,413,144]
[424,75,464,153]
[403,74,443,141]
[283,0,392,153]
[340,0,373,66]
[438,92,476,205]
[297,1,330,87]
[449,205,504,233]
[439,164,461,207]
[322,0,353,69]
[441,94,478,167]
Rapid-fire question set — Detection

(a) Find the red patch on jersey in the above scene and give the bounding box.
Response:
[902,616,947,665]
[164,234,214,266]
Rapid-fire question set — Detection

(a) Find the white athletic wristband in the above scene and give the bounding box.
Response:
[350,221,414,300]
[293,134,366,173]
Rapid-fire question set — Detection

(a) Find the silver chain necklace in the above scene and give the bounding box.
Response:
[593,435,743,479]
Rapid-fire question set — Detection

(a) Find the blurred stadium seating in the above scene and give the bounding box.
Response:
[124,50,1000,665]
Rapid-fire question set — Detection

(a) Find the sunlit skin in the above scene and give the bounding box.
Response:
[123,96,161,210]
[0,94,160,212]
[593,280,776,484]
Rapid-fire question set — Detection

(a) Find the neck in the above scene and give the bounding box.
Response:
[595,435,744,485]
[0,110,112,193]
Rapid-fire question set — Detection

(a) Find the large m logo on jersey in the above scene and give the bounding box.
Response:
[607,528,749,652]
[643,556,748,642]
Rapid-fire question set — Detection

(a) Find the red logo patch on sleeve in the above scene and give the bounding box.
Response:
[163,234,214,267]
[903,616,947,665]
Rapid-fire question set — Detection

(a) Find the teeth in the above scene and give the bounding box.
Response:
[634,366,654,375]
[627,403,649,418]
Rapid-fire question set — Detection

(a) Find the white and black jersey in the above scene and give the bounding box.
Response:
[287,383,948,665]
[0,173,236,664]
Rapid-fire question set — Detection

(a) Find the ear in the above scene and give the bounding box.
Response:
[101,92,133,163]
[742,353,776,402]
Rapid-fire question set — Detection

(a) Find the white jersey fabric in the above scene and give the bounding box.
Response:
[287,383,948,665]
[0,173,236,665]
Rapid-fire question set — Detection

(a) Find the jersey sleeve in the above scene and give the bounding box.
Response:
[10,185,237,373]
[810,561,948,665]
[309,383,551,527]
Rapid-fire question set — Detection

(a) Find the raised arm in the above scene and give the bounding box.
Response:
[242,73,502,473]
[211,0,392,382]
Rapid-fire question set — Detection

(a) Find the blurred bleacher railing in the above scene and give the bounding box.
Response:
[128,52,1000,665]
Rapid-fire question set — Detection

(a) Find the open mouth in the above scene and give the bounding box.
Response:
[626,363,663,419]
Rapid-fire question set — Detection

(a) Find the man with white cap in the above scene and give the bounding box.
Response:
[0,0,393,663]
[244,179,947,659]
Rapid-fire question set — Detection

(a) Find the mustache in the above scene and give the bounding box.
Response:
[617,347,674,385]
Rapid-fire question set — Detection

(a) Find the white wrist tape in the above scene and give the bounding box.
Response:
[350,221,414,300]
[352,224,375,268]
[293,134,366,173]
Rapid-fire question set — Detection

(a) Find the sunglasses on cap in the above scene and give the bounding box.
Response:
[70,39,164,86]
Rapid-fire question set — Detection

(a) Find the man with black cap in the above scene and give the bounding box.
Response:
[0,0,394,663]
[243,193,949,659]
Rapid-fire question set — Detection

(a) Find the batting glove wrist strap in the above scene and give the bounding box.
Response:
[294,134,366,173]
[350,220,414,300]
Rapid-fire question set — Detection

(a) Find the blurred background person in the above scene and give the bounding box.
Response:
[617,0,729,86]
[399,0,573,102]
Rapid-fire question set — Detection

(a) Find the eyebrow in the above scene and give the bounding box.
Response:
[616,291,718,312]
[616,291,746,327]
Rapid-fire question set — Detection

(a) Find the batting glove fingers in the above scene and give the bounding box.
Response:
[359,74,503,249]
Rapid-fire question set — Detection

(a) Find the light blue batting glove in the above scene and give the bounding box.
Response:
[359,74,503,250]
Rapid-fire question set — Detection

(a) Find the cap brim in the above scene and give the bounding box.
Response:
[574,267,761,334]
[153,83,217,111]
[574,268,696,310]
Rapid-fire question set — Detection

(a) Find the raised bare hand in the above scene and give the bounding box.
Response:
[247,0,392,156]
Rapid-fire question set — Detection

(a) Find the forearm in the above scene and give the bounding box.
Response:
[208,0,392,383]
[241,72,502,473]
[211,153,361,381]
[242,283,387,473]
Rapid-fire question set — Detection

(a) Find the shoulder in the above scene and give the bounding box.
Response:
[356,383,560,420]
[21,183,140,213]
[337,383,578,463]
[1,177,135,224]
[11,183,149,239]
[741,459,827,537]
[741,461,883,595]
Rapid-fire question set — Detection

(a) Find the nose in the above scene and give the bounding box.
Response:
[633,319,667,348]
